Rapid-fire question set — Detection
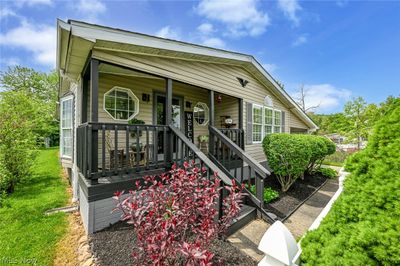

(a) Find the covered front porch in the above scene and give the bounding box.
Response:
[76,58,245,183]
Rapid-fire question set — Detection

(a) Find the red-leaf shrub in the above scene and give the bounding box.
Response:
[113,161,244,266]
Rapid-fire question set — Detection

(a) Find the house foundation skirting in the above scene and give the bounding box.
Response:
[79,185,124,234]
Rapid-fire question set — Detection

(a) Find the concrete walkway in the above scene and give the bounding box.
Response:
[228,178,339,262]
[283,179,339,239]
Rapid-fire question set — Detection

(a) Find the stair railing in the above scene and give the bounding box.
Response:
[209,126,271,211]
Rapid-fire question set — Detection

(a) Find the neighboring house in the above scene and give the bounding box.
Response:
[325,133,346,144]
[57,20,318,234]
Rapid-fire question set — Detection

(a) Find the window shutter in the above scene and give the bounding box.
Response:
[281,111,286,133]
[246,102,253,144]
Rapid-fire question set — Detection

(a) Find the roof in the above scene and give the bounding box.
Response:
[56,19,318,130]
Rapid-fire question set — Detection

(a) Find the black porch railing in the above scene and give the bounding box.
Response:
[77,122,170,179]
[218,128,245,150]
[209,126,271,213]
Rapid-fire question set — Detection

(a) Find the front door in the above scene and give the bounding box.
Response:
[155,94,183,153]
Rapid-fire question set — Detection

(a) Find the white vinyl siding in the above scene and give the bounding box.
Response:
[91,50,310,162]
[61,95,74,159]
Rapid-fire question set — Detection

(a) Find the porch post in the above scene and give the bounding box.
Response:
[209,90,215,126]
[165,78,173,165]
[90,59,99,122]
[90,59,99,180]
[208,90,215,154]
[81,74,88,123]
[238,98,244,150]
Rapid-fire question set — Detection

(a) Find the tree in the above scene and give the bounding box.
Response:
[343,97,370,150]
[294,84,320,113]
[308,112,349,135]
[0,91,38,192]
[0,66,59,145]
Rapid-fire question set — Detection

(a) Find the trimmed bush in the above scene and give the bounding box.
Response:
[246,184,279,203]
[301,98,400,265]
[315,167,337,179]
[263,134,312,192]
[263,134,336,191]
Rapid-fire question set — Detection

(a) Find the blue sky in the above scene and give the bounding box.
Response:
[1,0,399,114]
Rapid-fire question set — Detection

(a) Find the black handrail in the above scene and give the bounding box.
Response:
[169,125,232,186]
[218,128,245,149]
[210,126,270,177]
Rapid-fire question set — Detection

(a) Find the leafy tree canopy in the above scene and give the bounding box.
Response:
[0,66,59,141]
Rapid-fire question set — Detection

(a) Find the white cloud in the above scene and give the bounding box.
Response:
[292,34,307,46]
[0,21,56,66]
[262,63,278,73]
[202,37,225,48]
[197,0,270,37]
[15,0,52,7]
[0,7,17,20]
[197,23,214,35]
[0,57,20,67]
[75,0,106,22]
[155,26,180,40]
[336,0,348,7]
[290,84,351,112]
[277,0,302,26]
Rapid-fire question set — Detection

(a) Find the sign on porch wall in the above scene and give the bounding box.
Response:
[185,111,194,143]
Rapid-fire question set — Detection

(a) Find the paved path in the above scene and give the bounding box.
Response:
[283,179,339,239]
[228,178,339,262]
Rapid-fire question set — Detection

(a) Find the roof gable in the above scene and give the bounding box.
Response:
[57,19,318,130]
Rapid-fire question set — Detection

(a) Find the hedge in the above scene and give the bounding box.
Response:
[262,134,335,192]
[263,134,312,192]
[301,98,400,265]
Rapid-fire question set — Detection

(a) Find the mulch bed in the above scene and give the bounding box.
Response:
[89,222,257,266]
[263,173,328,219]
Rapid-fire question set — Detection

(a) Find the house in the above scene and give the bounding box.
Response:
[56,19,318,234]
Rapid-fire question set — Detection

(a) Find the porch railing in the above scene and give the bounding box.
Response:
[218,128,245,150]
[209,126,271,212]
[77,122,170,179]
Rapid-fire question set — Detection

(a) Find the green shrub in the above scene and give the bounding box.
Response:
[0,91,37,193]
[263,134,312,192]
[0,157,12,193]
[316,167,337,179]
[301,98,400,265]
[323,150,349,166]
[246,184,279,203]
[303,135,330,173]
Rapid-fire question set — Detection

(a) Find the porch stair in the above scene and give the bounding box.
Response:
[169,125,278,234]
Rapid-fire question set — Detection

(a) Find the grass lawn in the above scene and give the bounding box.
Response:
[0,148,69,265]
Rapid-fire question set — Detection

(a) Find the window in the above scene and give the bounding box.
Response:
[274,110,281,133]
[60,95,73,158]
[252,104,283,142]
[264,107,273,135]
[193,102,209,126]
[104,87,139,121]
[252,105,263,142]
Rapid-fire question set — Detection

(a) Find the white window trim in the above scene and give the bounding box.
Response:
[193,102,210,126]
[252,104,263,143]
[252,103,282,143]
[60,95,74,159]
[103,86,140,121]
[273,109,282,133]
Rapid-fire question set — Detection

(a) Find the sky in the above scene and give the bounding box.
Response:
[0,0,399,114]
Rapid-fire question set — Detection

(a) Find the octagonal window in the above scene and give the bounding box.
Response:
[193,102,209,126]
[104,87,139,121]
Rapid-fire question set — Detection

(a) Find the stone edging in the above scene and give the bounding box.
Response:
[77,234,98,266]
